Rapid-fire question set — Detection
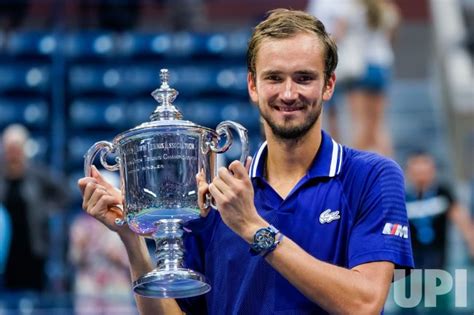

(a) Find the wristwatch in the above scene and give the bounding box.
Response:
[249,225,283,257]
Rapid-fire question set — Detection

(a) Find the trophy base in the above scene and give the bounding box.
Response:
[132,268,211,298]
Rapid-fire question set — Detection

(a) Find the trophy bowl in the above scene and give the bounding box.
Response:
[84,69,249,298]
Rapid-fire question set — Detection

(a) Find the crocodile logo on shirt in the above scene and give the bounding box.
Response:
[319,209,341,224]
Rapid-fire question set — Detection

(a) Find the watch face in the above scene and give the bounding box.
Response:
[255,228,276,250]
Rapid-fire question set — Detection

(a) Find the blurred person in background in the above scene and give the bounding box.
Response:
[0,124,70,294]
[307,0,400,156]
[69,172,134,315]
[347,0,400,156]
[403,151,474,312]
[306,0,367,142]
[405,151,474,268]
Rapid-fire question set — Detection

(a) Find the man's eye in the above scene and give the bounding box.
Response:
[297,76,314,83]
[265,75,281,81]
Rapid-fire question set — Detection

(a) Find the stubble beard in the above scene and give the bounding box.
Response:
[259,100,322,142]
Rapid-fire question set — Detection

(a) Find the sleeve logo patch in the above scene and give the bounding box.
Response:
[382,223,409,239]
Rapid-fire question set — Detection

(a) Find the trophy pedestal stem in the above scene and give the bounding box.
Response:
[132,218,211,298]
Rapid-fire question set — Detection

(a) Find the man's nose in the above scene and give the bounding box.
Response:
[280,79,298,103]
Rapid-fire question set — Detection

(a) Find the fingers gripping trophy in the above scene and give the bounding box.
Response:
[84,69,249,298]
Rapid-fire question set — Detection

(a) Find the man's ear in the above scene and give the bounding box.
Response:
[247,72,258,104]
[323,72,336,101]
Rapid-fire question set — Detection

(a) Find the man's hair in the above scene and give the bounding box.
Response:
[2,124,29,147]
[247,8,338,84]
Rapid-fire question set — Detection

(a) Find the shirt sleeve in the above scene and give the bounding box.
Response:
[347,158,415,269]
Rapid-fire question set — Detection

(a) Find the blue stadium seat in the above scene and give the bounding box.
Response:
[172,65,216,96]
[219,133,263,163]
[69,98,126,129]
[120,32,171,57]
[71,63,248,98]
[64,32,117,60]
[181,99,224,128]
[168,31,251,58]
[121,64,217,97]
[68,65,122,95]
[0,97,49,127]
[225,30,251,57]
[6,31,56,57]
[124,98,259,133]
[120,65,161,96]
[68,170,88,203]
[67,133,117,167]
[219,101,260,132]
[0,64,50,94]
[123,98,157,127]
[26,135,49,162]
[118,31,250,59]
[214,66,248,96]
[168,32,207,58]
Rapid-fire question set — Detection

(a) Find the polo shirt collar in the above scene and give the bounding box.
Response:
[249,130,343,179]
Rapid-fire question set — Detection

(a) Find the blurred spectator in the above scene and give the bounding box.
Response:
[306,0,366,141]
[405,151,474,269]
[403,151,474,311]
[346,0,400,156]
[307,0,400,156]
[0,124,70,293]
[69,172,134,315]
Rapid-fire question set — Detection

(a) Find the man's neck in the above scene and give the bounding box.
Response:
[5,163,26,180]
[264,124,322,198]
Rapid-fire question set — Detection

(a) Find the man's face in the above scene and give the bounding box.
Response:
[3,141,25,164]
[406,155,436,189]
[247,32,335,141]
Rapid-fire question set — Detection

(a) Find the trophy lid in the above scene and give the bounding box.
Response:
[149,69,183,121]
[113,68,215,145]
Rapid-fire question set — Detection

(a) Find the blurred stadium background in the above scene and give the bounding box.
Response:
[0,0,472,314]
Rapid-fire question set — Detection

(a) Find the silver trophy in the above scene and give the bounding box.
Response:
[84,69,249,298]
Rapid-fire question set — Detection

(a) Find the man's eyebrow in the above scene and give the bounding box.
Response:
[259,70,320,78]
[260,70,282,77]
[294,70,318,77]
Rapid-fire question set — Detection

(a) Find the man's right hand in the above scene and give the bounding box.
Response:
[78,165,128,234]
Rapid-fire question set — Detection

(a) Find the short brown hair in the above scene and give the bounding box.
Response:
[247,9,338,84]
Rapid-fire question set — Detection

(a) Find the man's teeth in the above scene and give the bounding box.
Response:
[277,106,301,112]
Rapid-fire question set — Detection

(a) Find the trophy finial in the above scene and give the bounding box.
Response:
[160,69,170,89]
[150,68,182,121]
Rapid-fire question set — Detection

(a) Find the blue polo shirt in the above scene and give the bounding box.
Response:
[179,130,414,314]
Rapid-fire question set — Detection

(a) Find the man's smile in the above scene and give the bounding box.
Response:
[271,104,306,112]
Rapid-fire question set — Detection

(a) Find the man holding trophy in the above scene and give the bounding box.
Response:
[78,9,413,314]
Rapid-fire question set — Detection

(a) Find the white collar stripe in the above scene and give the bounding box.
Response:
[336,144,343,175]
[329,139,339,177]
[251,141,267,178]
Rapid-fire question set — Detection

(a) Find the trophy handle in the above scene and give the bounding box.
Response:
[83,141,125,226]
[210,120,249,164]
[84,141,120,176]
[206,121,249,209]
